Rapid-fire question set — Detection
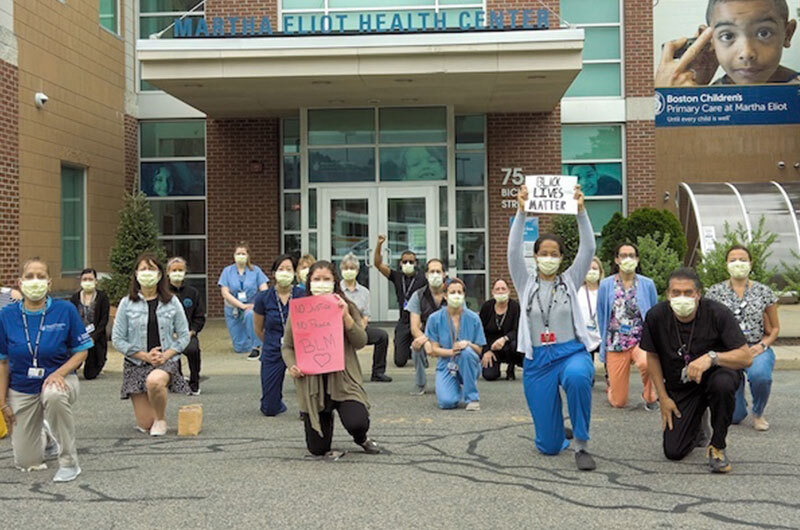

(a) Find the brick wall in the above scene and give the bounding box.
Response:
[0,59,19,286]
[124,114,137,194]
[205,0,277,22]
[625,120,656,210]
[487,110,562,295]
[206,119,280,317]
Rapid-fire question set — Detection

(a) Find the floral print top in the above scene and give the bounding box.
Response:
[606,276,643,352]
[706,280,777,345]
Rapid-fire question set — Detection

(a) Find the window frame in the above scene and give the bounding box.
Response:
[60,164,87,276]
[99,0,121,36]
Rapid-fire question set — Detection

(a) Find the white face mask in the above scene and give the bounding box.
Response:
[670,295,697,318]
[298,268,309,284]
[447,293,464,309]
[493,293,509,303]
[401,262,416,276]
[234,254,248,266]
[81,280,97,292]
[137,270,160,288]
[585,270,600,284]
[619,257,638,274]
[169,271,185,283]
[727,260,751,279]
[427,272,444,288]
[310,281,334,296]
[341,269,358,282]
[21,279,49,302]
[275,270,294,287]
[536,256,561,276]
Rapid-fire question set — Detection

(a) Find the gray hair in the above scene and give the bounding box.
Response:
[167,256,187,269]
[340,252,359,270]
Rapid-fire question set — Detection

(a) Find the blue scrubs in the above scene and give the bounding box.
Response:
[218,264,268,353]
[523,340,593,455]
[254,286,305,416]
[425,307,486,409]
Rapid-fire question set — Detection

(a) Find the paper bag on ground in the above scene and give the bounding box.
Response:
[178,404,203,436]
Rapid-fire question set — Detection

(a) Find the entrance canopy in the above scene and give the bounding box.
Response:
[137,29,584,118]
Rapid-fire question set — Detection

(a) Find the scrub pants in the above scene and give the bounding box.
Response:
[8,374,80,470]
[393,319,413,367]
[663,367,740,460]
[523,340,593,455]
[436,350,481,409]
[224,306,259,353]
[260,350,287,416]
[412,347,428,389]
[606,345,656,407]
[303,401,370,456]
[733,347,775,424]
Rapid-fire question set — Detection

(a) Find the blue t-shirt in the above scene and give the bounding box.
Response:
[217,264,269,305]
[254,286,305,358]
[424,307,486,371]
[0,298,93,394]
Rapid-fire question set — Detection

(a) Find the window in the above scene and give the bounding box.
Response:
[141,120,207,303]
[282,118,305,256]
[99,0,119,34]
[561,0,622,97]
[61,165,85,274]
[562,124,624,235]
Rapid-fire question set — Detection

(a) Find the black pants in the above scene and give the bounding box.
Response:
[481,343,522,381]
[366,325,389,376]
[181,335,202,392]
[393,319,413,367]
[83,340,107,380]
[303,400,370,456]
[663,367,741,460]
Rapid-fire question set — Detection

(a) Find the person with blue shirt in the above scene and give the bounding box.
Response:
[218,242,269,359]
[0,258,93,482]
[424,278,486,411]
[508,184,598,472]
[597,243,659,410]
[253,254,305,416]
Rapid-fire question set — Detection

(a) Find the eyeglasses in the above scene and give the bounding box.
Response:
[401,260,415,265]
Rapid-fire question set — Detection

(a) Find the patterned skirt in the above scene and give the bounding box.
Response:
[120,358,190,399]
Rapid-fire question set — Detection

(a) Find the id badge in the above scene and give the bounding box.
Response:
[619,324,632,335]
[540,332,556,345]
[85,323,95,334]
[680,366,689,384]
[28,367,45,379]
[447,360,459,377]
[403,299,409,310]
[237,292,247,302]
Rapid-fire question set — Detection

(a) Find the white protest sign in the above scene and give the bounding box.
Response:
[524,175,578,215]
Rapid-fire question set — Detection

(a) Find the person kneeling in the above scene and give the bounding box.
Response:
[425,279,485,411]
[640,268,751,473]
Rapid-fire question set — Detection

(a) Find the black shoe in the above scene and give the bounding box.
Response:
[370,373,393,382]
[247,348,260,361]
[565,426,574,440]
[575,450,596,471]
[505,368,516,381]
[359,438,381,454]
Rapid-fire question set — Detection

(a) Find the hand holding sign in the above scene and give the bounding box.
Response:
[289,294,345,375]
[523,176,579,215]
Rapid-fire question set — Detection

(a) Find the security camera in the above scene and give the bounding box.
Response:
[34,92,48,109]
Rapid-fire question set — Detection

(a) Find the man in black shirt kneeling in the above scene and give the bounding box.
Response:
[640,268,751,473]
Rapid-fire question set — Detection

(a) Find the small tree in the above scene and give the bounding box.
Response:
[696,217,777,291]
[99,191,167,305]
[600,208,687,265]
[552,214,579,267]
[637,233,681,300]
[781,250,800,296]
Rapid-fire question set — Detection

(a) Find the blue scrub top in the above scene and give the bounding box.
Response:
[0,298,93,394]
[218,264,269,304]
[425,307,486,371]
[254,286,305,358]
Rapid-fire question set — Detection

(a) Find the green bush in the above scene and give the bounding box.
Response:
[599,208,687,265]
[552,214,579,267]
[696,217,777,291]
[637,233,681,300]
[781,250,800,296]
[99,191,167,305]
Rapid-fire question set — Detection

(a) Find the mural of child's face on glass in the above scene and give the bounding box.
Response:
[403,147,445,180]
[152,166,172,197]
[140,161,206,197]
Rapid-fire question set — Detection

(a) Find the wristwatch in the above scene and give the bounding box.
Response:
[707,351,719,366]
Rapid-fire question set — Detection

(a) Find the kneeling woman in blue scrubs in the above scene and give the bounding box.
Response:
[253,254,305,416]
[425,278,486,411]
[508,184,597,471]
[218,242,268,357]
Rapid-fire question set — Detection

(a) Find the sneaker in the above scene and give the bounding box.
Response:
[370,373,393,382]
[359,438,381,454]
[753,416,770,431]
[134,425,148,434]
[575,450,597,471]
[410,386,425,396]
[643,400,660,412]
[53,465,81,483]
[465,401,481,411]
[707,446,732,473]
[247,349,260,361]
[189,388,201,396]
[150,420,168,437]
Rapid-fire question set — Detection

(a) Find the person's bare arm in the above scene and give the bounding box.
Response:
[686,344,752,383]
[220,286,246,310]
[374,235,391,278]
[757,305,779,354]
[645,351,681,431]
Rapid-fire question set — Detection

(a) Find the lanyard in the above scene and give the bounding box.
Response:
[673,314,697,366]
[584,287,596,322]
[22,307,47,368]
[535,281,559,332]
[494,305,508,331]
[446,312,460,349]
[402,276,416,299]
[275,289,291,331]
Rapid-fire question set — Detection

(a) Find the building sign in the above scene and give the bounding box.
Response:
[500,167,525,210]
[173,9,550,38]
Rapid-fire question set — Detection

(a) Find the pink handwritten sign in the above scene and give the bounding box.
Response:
[289,294,345,375]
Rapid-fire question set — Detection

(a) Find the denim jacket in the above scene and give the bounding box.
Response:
[112,294,190,366]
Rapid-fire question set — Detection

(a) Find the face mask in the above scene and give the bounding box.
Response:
[169,271,185,283]
[493,293,509,303]
[536,257,561,276]
[21,279,48,302]
[619,258,638,274]
[401,262,415,276]
[81,280,96,292]
[137,270,160,288]
[670,296,697,318]
[275,270,294,287]
[341,269,358,282]
[298,268,309,284]
[447,293,464,309]
[727,260,751,279]
[427,272,443,288]
[310,281,334,296]
[234,254,248,266]
[585,270,600,284]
